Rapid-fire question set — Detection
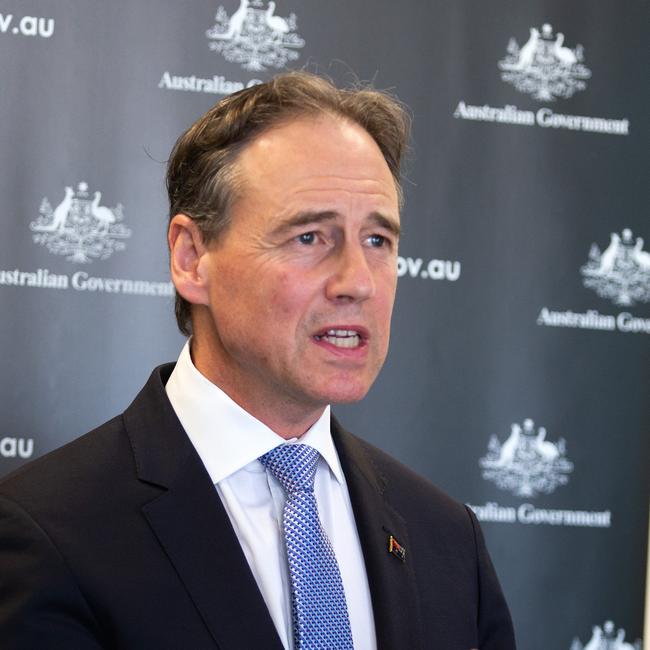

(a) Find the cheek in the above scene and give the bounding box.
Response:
[268,271,313,317]
[210,262,261,328]
[377,270,398,308]
[375,277,397,339]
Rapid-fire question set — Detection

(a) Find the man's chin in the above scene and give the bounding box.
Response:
[318,379,373,406]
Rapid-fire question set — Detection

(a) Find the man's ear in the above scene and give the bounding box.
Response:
[168,214,211,306]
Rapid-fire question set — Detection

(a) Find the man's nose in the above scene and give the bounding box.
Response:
[325,243,375,303]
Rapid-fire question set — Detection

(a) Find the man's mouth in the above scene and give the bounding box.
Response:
[314,329,363,349]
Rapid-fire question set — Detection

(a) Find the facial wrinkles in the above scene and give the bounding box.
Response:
[275,191,400,249]
[283,174,397,208]
[242,209,399,265]
[251,143,396,197]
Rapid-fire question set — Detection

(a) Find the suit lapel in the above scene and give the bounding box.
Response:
[332,419,424,650]
[124,365,283,650]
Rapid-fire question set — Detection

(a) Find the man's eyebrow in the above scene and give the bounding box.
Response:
[273,211,339,234]
[272,210,401,237]
[368,212,401,238]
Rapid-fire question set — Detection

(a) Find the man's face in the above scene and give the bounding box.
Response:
[193,115,400,424]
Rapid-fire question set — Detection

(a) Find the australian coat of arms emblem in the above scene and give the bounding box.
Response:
[570,619,642,650]
[581,228,650,306]
[479,419,574,497]
[499,23,591,101]
[30,182,131,263]
[206,0,305,71]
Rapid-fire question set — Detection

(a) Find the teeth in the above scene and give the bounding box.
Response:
[316,330,361,348]
[321,333,361,348]
[315,329,362,348]
[327,329,357,337]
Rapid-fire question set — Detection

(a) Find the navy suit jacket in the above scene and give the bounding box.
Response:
[0,364,516,649]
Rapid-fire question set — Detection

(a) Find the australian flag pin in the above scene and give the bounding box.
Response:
[388,535,406,562]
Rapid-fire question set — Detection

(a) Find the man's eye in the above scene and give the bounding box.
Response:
[296,232,317,245]
[368,234,387,247]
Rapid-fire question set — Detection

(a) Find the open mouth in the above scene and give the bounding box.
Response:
[314,328,364,349]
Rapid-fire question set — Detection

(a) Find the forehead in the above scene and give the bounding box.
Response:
[233,116,399,209]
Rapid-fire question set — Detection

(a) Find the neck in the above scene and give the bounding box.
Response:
[189,335,327,440]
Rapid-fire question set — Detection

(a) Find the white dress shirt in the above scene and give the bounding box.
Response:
[165,341,377,650]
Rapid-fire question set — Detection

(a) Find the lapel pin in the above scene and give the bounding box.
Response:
[387,535,406,562]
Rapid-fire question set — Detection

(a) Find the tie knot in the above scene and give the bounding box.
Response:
[259,443,320,494]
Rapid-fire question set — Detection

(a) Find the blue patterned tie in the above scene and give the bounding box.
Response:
[259,443,354,649]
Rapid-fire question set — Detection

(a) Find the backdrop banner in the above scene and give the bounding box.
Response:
[1,1,647,647]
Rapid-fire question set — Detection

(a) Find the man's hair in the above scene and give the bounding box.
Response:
[166,70,410,335]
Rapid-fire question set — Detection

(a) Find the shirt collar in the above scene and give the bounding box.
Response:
[165,341,344,485]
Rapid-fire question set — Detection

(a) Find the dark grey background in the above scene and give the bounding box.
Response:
[1,1,648,647]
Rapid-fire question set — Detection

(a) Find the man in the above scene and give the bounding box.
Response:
[0,72,516,649]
